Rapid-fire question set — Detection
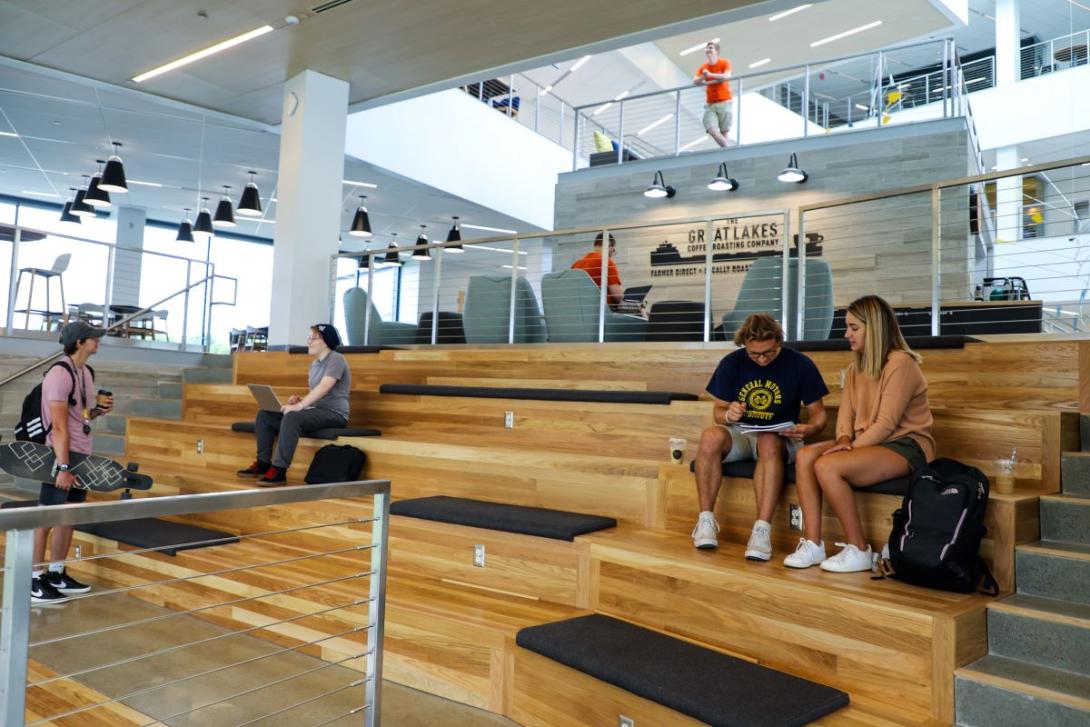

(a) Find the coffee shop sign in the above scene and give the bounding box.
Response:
[649,218,783,279]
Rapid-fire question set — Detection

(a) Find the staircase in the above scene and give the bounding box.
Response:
[955,423,1090,725]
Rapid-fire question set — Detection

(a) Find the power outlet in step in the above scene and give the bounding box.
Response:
[473,544,486,568]
[789,503,803,531]
[504,411,514,429]
[196,439,204,455]
[619,716,635,727]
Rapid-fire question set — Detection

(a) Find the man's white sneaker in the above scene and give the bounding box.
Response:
[691,512,719,550]
[744,521,772,561]
[783,538,826,569]
[820,543,875,573]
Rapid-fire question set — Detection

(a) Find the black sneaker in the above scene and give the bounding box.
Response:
[257,466,287,486]
[31,576,68,605]
[45,568,91,595]
[238,460,271,478]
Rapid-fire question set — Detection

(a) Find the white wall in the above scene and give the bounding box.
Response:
[345,89,572,230]
[970,65,1090,150]
[992,233,1090,302]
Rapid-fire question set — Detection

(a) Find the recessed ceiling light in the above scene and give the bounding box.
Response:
[680,37,720,56]
[461,223,518,235]
[539,85,553,97]
[594,90,629,115]
[1021,157,1029,162]
[570,55,592,72]
[21,190,60,198]
[0,131,17,138]
[679,135,711,152]
[811,20,883,48]
[749,58,772,68]
[343,179,378,188]
[770,4,813,21]
[127,179,163,187]
[132,25,275,82]
[637,114,673,136]
[855,103,869,110]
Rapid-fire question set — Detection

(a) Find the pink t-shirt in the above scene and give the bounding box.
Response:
[41,357,95,455]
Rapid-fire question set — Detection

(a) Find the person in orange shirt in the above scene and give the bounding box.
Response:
[693,41,733,148]
[571,232,623,306]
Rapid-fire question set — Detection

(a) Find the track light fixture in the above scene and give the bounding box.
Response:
[213,185,236,227]
[85,160,112,208]
[708,162,739,191]
[381,233,403,267]
[237,171,262,217]
[413,225,431,261]
[71,176,96,217]
[176,208,195,242]
[349,195,372,238]
[777,152,808,183]
[644,170,676,199]
[99,141,128,193]
[60,189,81,224]
[194,197,214,239]
[445,216,464,253]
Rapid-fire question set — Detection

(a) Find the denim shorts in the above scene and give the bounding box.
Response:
[39,482,88,505]
[879,436,928,472]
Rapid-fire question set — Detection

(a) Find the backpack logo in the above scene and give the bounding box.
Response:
[940,487,959,495]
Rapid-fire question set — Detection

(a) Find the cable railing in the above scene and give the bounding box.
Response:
[0,479,390,727]
[1021,28,1090,80]
[2,223,238,351]
[460,72,578,151]
[332,154,1090,346]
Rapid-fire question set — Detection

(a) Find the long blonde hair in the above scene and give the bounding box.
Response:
[847,295,921,378]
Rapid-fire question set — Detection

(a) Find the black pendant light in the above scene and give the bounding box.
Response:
[413,225,431,261]
[237,171,262,217]
[99,141,128,193]
[71,176,96,217]
[381,233,402,267]
[213,185,236,228]
[445,215,464,253]
[176,208,195,243]
[777,152,808,183]
[194,197,214,239]
[60,189,81,224]
[84,159,112,208]
[358,252,370,269]
[643,170,676,199]
[349,195,373,237]
[707,162,739,191]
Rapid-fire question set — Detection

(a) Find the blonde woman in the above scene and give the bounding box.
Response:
[784,295,934,573]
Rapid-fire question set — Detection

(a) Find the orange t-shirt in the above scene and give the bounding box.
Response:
[696,59,732,103]
[572,251,621,289]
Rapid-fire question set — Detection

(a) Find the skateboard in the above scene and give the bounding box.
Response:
[0,441,153,492]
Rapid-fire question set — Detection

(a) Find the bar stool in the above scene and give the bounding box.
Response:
[15,253,70,330]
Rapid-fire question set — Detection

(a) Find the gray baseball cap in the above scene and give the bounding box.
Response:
[59,321,106,347]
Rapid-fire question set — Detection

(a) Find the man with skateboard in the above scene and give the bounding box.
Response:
[32,321,113,604]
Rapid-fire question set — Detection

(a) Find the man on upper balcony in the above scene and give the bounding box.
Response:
[693,41,733,148]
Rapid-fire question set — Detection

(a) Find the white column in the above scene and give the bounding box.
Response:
[995,0,1021,87]
[269,70,349,346]
[995,145,1022,242]
[111,206,146,306]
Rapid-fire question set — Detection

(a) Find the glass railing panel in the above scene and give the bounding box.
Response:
[8,231,110,332]
[206,236,273,350]
[435,237,521,345]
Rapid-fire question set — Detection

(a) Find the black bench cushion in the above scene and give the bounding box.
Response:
[687,458,910,495]
[76,517,239,556]
[379,383,698,405]
[517,614,849,727]
[231,421,380,439]
[389,495,616,541]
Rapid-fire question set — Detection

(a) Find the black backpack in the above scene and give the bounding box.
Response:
[305,444,367,484]
[881,458,999,595]
[14,361,94,444]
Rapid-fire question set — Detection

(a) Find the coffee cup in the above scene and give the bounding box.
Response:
[994,458,1015,494]
[96,389,113,412]
[669,437,686,465]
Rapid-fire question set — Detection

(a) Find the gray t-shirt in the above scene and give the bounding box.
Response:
[309,351,350,421]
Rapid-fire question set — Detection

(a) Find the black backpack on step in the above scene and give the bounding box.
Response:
[305,444,367,484]
[14,361,94,444]
[882,458,999,595]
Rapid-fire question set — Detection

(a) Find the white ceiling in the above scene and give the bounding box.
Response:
[0,60,532,251]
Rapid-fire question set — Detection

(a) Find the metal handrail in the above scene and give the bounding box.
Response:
[0,269,234,391]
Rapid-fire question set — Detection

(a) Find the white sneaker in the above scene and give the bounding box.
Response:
[783,538,826,569]
[691,512,719,550]
[820,543,875,573]
[744,521,772,561]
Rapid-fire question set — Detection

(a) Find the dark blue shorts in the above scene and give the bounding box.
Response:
[39,482,88,506]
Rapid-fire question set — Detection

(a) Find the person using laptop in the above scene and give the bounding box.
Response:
[572,232,624,307]
[691,314,828,560]
[238,324,351,485]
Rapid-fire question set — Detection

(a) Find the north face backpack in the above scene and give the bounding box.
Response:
[305,444,367,484]
[882,458,998,595]
[14,361,94,444]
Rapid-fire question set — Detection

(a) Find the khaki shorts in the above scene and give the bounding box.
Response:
[703,101,733,132]
[719,424,802,464]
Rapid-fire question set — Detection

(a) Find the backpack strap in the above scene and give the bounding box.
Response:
[45,360,78,407]
[978,560,1000,597]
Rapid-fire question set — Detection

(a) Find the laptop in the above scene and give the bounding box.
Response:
[248,384,284,412]
[623,285,652,303]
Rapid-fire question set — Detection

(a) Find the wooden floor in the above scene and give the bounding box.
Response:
[39,339,1084,725]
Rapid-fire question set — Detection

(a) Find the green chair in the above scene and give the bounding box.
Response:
[343,287,417,346]
[540,269,648,342]
[463,276,547,343]
[721,257,834,341]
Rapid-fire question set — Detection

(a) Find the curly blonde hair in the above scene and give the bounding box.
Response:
[732,313,783,346]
